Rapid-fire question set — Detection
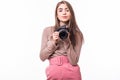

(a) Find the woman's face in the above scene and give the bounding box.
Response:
[57,3,71,24]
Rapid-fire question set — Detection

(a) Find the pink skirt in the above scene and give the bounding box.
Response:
[46,56,82,80]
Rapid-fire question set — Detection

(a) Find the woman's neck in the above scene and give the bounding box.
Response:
[59,21,70,28]
[60,21,66,26]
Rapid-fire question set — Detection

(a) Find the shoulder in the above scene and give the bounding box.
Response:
[43,26,52,31]
[75,27,83,36]
[75,28,80,35]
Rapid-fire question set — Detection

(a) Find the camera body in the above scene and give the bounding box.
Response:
[55,25,69,40]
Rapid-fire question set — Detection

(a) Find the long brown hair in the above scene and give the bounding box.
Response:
[54,0,84,47]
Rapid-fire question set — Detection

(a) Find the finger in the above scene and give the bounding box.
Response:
[54,32,59,35]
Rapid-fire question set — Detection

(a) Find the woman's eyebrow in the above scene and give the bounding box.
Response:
[58,8,63,10]
[58,7,68,10]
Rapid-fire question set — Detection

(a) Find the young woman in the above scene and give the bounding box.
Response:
[40,0,84,80]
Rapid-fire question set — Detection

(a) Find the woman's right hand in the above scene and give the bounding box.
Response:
[52,31,59,43]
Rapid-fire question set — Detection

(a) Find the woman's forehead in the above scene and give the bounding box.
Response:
[57,4,68,9]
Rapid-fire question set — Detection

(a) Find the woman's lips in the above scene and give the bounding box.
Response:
[62,16,68,19]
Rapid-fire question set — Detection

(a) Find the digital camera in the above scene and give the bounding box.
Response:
[55,25,69,40]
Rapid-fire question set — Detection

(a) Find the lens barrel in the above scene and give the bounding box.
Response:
[55,25,69,40]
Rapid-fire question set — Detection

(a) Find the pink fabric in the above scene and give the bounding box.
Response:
[46,56,82,80]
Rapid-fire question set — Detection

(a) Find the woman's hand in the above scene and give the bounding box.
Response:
[52,31,59,43]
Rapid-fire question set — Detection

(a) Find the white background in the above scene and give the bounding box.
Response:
[0,0,120,80]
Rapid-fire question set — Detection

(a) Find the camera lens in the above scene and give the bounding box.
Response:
[55,25,69,40]
[59,29,68,40]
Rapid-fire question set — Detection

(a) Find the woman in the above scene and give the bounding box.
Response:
[40,0,84,80]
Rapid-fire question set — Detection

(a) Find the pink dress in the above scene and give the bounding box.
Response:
[46,56,82,80]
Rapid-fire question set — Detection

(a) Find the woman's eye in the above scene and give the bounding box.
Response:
[66,9,70,12]
[59,9,62,12]
[58,8,63,12]
[58,8,70,12]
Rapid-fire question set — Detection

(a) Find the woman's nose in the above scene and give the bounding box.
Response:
[62,10,66,15]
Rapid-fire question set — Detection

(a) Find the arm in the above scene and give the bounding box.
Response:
[39,27,58,61]
[67,31,83,65]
